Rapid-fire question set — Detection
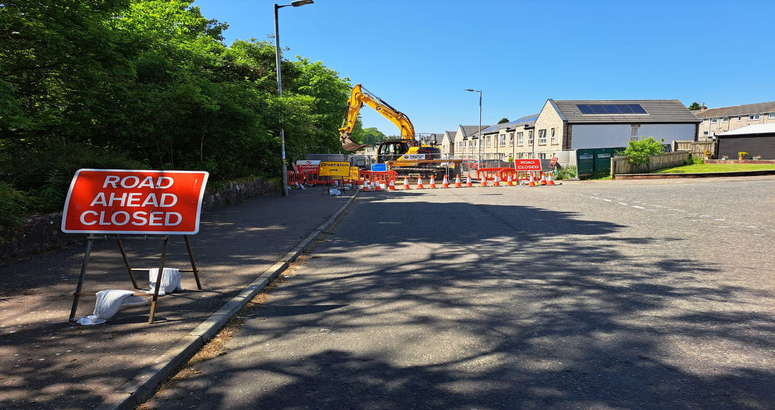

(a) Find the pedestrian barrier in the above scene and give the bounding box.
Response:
[476,168,502,184]
[302,170,339,186]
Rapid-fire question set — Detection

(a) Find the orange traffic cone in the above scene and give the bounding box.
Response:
[429,175,437,189]
[480,175,488,187]
[373,179,382,191]
[454,175,462,188]
[466,174,473,187]
[528,174,536,187]
[403,176,411,190]
[362,180,371,191]
[416,176,425,189]
[546,173,555,186]
[493,175,501,187]
[388,179,396,190]
[507,174,514,186]
[442,175,450,188]
[539,172,547,186]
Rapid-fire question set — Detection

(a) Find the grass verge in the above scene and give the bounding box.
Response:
[653,164,775,174]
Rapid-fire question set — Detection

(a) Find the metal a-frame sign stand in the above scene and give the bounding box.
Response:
[62,169,209,325]
[68,234,203,324]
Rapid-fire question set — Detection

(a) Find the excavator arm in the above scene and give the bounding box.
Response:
[339,84,416,151]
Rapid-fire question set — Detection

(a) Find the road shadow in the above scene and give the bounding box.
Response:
[147,196,774,409]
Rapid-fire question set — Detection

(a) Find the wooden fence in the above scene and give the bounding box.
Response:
[611,151,691,177]
[673,140,716,157]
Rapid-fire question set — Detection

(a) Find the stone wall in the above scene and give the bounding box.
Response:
[0,177,278,263]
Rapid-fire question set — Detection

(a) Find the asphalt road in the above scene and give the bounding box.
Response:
[143,176,775,410]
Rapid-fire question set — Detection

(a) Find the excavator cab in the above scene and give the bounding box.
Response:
[376,141,409,163]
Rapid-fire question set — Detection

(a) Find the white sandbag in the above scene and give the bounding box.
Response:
[147,268,182,295]
[77,290,147,325]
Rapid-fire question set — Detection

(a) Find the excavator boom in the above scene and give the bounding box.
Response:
[339,84,416,151]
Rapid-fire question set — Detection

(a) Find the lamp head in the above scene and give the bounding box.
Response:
[291,0,313,6]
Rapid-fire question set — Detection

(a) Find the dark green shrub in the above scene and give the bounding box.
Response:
[0,182,28,228]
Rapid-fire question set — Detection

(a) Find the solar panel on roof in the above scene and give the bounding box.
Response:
[576,104,647,114]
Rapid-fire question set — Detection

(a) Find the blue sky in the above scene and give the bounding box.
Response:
[192,0,774,136]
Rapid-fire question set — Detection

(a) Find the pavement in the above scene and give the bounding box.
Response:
[0,185,357,410]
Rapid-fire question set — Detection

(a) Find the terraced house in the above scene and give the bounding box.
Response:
[445,99,699,162]
[692,101,775,140]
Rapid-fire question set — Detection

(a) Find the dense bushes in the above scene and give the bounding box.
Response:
[0,0,353,226]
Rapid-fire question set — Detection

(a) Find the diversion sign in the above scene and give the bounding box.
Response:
[62,169,209,235]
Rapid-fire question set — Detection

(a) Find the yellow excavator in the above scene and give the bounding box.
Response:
[339,84,461,179]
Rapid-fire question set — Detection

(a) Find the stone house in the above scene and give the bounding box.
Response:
[515,99,700,159]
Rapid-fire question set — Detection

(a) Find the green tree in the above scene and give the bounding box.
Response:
[621,137,665,167]
[360,127,386,146]
[687,102,701,110]
[497,117,510,124]
[0,0,353,218]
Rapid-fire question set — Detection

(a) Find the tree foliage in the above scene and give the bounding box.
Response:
[360,127,386,146]
[497,117,510,124]
[687,102,701,111]
[0,0,351,223]
[621,137,665,166]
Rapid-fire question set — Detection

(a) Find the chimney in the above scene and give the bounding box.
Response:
[701,102,707,110]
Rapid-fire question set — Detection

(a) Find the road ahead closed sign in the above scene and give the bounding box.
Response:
[514,159,541,171]
[62,169,209,235]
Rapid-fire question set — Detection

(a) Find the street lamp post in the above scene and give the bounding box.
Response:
[464,89,482,167]
[275,0,313,196]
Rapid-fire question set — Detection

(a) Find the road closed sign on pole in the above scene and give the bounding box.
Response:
[62,169,209,235]
[514,159,541,171]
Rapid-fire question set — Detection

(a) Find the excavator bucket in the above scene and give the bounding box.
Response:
[340,132,369,152]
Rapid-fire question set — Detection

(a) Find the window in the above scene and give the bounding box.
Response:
[749,114,760,121]
[517,132,524,146]
[539,153,546,159]
[550,128,556,144]
[486,135,492,148]
[711,118,718,123]
[538,129,547,145]
[631,124,640,136]
[769,113,775,119]
[703,130,709,135]
[500,134,506,147]
[722,117,728,122]
[528,130,534,145]
[508,133,514,147]
[738,116,742,121]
